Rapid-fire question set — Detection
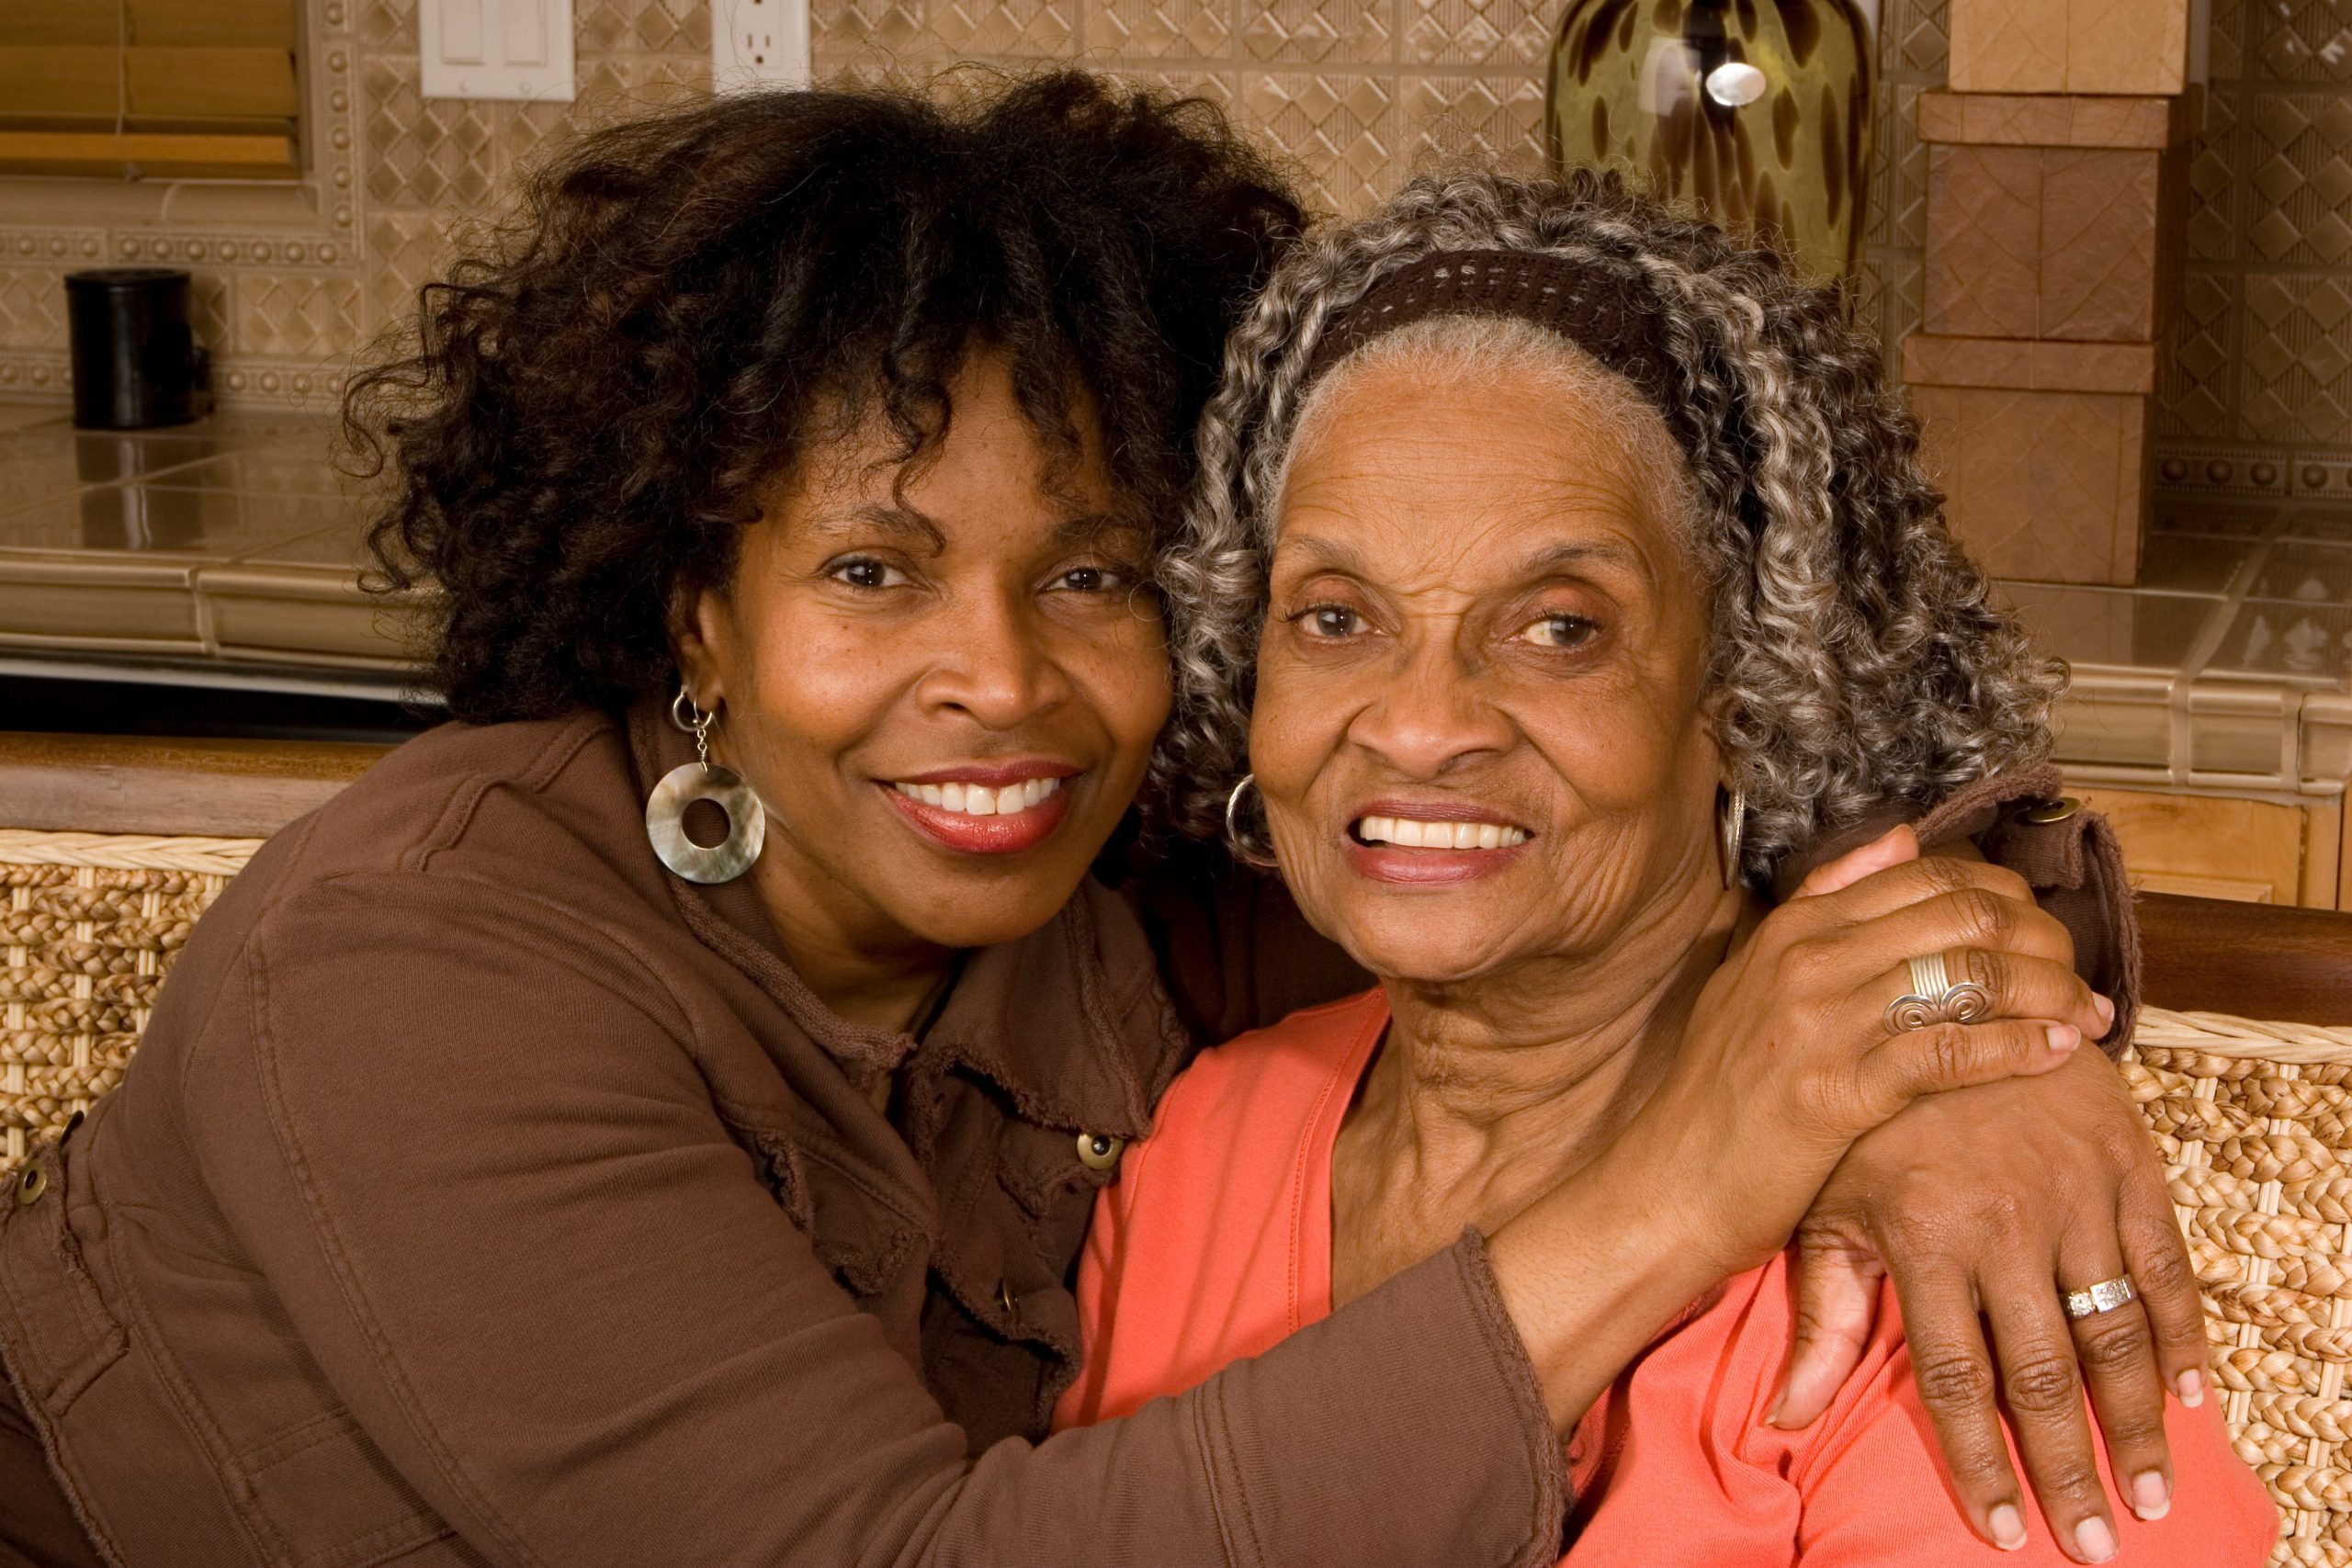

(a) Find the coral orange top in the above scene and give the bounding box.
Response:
[1055,989,2276,1565]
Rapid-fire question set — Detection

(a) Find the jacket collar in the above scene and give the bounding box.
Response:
[625,698,1170,1142]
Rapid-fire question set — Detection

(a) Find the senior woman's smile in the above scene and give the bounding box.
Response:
[1254,314,1725,976]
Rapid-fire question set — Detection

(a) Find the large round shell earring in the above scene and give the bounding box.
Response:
[645,685,767,885]
[1719,781,1747,892]
[1224,773,1279,871]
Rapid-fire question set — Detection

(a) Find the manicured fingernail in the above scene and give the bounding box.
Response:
[1988,1504,2027,1550]
[2075,1516,2118,1562]
[2095,994,2116,1029]
[2131,1471,2171,1521]
[2177,1369,2205,1407]
[2048,1023,2082,1055]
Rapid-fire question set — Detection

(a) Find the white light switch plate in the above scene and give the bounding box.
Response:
[712,0,810,91]
[422,0,577,101]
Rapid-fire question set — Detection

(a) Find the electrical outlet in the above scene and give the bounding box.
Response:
[712,0,809,91]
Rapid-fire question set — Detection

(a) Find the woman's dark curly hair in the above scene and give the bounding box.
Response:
[345,70,1305,723]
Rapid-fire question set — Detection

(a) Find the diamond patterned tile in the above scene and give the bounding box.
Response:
[578,0,712,52]
[1242,72,1397,213]
[2256,0,2352,83]
[1399,74,1544,175]
[809,0,933,71]
[2158,273,2238,440]
[2236,88,2352,265]
[1401,0,1551,67]
[493,99,575,187]
[1241,0,1394,65]
[362,211,460,337]
[2240,275,2352,446]
[931,0,1077,54]
[2210,0,2248,80]
[1860,246,1925,373]
[358,0,416,51]
[2187,89,2243,262]
[190,273,232,359]
[235,276,366,363]
[0,270,66,354]
[1102,68,1238,107]
[362,54,496,210]
[1881,0,1951,79]
[1097,0,1230,58]
[1868,82,1926,249]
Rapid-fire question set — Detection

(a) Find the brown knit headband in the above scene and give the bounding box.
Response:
[1299,249,1677,415]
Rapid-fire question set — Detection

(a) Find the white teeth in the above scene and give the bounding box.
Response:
[1352,814,1528,851]
[893,776,1063,817]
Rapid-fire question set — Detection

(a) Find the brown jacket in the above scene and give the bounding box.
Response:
[0,705,1567,1568]
[0,706,2133,1568]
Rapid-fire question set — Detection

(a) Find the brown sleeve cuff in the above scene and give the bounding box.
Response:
[1193,1230,1568,1568]
[1770,767,2141,1052]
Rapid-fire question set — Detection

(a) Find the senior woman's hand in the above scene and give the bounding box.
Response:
[1761,835,2206,1563]
[1488,828,2114,1438]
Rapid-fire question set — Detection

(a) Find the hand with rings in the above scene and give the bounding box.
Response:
[1884,950,1995,1033]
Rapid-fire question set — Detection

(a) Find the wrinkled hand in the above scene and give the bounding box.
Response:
[1776,1025,2206,1563]
[1625,828,2111,1280]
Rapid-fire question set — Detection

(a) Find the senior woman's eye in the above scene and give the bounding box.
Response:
[1522,612,1600,649]
[1294,604,1364,638]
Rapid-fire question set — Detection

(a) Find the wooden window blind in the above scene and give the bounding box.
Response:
[0,0,300,180]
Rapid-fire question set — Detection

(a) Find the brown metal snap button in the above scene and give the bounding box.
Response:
[1075,1132,1126,1172]
[2022,796,2081,825]
[16,1166,47,1206]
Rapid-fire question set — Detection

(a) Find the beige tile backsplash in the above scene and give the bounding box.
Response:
[0,0,2340,511]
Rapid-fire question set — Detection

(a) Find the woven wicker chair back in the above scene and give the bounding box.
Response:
[0,827,2346,1566]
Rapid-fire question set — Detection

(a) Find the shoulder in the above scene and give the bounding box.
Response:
[1151,988,1388,1141]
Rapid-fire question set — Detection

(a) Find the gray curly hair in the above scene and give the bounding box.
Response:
[1150,165,2065,886]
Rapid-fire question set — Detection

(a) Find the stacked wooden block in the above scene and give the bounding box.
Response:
[1904,0,2199,586]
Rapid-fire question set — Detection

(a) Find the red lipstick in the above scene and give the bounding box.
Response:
[879,778,1074,855]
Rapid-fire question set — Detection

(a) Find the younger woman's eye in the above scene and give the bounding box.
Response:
[1053,563,1133,594]
[1522,613,1600,649]
[829,557,906,591]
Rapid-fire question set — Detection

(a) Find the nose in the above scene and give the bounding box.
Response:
[911,583,1076,731]
[1344,635,1513,780]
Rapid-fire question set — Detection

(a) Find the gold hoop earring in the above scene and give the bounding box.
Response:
[1719,782,1747,892]
[645,684,767,884]
[1224,773,1278,871]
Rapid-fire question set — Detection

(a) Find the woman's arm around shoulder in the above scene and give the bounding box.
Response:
[1781,1282,2275,1567]
[180,871,1567,1568]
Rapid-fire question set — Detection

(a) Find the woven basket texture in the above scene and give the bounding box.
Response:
[2,826,2348,1561]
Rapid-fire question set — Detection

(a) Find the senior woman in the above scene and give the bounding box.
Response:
[1059,169,2278,1564]
[0,80,2207,1568]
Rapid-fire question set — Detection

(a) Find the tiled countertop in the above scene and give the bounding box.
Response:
[1997,502,2352,806]
[0,404,415,692]
[5,402,2351,810]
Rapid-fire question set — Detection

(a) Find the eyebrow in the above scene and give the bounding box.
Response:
[810,504,1133,551]
[1278,534,1642,578]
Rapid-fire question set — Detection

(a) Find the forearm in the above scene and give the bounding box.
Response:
[1487,1127,1732,1433]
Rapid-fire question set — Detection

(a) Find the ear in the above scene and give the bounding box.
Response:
[668,580,732,710]
[1693,682,1736,789]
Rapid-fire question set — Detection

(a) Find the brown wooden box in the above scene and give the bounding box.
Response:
[1949,0,2193,96]
[1919,120,2187,344]
[1906,336,2154,587]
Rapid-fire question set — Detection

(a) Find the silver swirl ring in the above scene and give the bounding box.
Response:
[2062,1275,2137,1320]
[1883,950,1995,1033]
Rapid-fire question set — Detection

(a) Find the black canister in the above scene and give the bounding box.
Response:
[64,267,212,430]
